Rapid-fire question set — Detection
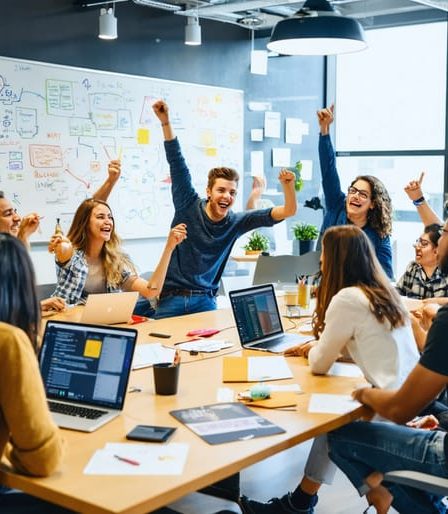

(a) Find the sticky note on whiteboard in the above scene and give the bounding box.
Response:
[137,128,149,145]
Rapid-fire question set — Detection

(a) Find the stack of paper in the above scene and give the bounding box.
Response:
[84,442,188,475]
[132,343,175,370]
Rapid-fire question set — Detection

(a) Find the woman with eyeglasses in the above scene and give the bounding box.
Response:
[317,105,393,279]
[396,224,447,300]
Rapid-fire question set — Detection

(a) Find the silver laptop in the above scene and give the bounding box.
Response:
[39,320,137,432]
[229,284,313,353]
[81,291,139,325]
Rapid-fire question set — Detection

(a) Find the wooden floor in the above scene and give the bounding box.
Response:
[167,439,399,513]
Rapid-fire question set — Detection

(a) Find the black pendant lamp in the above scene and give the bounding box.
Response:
[267,0,367,56]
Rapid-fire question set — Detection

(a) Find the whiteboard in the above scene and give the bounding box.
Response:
[0,56,244,241]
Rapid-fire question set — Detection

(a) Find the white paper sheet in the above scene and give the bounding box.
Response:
[132,343,175,370]
[176,339,234,353]
[247,356,293,381]
[328,363,364,378]
[250,50,268,75]
[264,111,281,138]
[84,443,189,475]
[308,394,361,414]
[272,147,291,167]
[285,118,310,144]
[300,159,313,181]
[250,150,264,175]
[251,128,264,142]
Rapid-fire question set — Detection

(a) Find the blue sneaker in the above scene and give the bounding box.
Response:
[240,492,318,514]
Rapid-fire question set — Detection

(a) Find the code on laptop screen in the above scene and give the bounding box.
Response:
[40,322,136,409]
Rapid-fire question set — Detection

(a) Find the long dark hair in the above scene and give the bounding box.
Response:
[313,225,406,338]
[351,175,392,238]
[0,234,41,351]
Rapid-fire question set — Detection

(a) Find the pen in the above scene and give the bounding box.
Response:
[173,349,181,366]
[114,454,140,466]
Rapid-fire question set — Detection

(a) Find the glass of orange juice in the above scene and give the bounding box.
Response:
[298,283,311,309]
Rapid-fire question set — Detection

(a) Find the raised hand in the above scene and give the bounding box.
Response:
[316,104,334,135]
[108,159,121,183]
[404,171,425,201]
[18,213,40,239]
[278,169,295,187]
[152,100,169,124]
[167,223,187,249]
[48,234,74,263]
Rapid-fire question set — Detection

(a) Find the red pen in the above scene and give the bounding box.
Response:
[114,454,140,466]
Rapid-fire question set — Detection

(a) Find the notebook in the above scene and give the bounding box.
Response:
[81,291,139,325]
[229,284,313,353]
[39,320,137,432]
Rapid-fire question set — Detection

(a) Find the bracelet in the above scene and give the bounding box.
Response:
[413,196,425,206]
[161,122,170,127]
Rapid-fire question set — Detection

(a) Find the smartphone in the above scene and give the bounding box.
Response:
[126,425,176,443]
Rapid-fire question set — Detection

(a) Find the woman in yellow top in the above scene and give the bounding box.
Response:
[0,233,72,512]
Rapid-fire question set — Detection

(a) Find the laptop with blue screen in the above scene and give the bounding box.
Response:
[229,284,313,353]
[39,320,137,432]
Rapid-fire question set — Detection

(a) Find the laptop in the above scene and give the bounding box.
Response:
[80,291,139,325]
[229,284,313,353]
[39,320,137,432]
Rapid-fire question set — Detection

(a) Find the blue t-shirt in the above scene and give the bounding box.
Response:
[162,138,276,294]
[319,134,393,279]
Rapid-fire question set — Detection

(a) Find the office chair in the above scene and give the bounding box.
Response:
[252,252,320,286]
[384,470,448,497]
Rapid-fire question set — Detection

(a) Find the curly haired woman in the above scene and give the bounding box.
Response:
[317,105,393,278]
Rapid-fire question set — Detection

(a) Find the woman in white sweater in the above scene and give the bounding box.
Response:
[241,225,419,514]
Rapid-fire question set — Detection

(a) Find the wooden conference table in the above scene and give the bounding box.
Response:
[0,306,367,514]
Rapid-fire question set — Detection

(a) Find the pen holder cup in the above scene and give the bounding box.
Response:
[153,363,180,395]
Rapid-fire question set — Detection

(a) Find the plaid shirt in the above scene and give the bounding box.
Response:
[53,249,131,305]
[396,261,448,299]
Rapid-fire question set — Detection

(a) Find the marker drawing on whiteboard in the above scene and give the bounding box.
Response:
[64,167,90,189]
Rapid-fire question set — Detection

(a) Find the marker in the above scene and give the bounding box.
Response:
[101,142,112,161]
[117,145,123,160]
[114,454,140,466]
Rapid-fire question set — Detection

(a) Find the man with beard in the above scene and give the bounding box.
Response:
[326,219,448,514]
[152,100,297,319]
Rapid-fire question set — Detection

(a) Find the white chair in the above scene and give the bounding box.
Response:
[384,470,448,497]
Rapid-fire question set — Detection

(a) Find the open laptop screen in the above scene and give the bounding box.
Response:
[229,284,284,344]
[40,321,136,410]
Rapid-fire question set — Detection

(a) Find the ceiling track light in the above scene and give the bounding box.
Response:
[267,0,367,56]
[98,6,118,40]
[185,15,202,46]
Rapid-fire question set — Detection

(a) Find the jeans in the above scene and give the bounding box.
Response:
[304,435,338,485]
[154,294,217,319]
[328,421,448,514]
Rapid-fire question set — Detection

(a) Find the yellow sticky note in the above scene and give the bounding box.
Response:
[137,128,150,145]
[215,95,222,103]
[84,339,102,359]
[205,147,217,157]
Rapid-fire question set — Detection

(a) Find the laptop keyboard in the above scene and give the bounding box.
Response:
[48,401,107,420]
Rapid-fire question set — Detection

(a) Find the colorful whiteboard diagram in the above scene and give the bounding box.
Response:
[0,56,244,241]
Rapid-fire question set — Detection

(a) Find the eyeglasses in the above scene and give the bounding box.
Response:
[347,186,370,201]
[413,238,432,248]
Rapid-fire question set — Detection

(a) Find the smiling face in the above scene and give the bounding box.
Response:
[345,179,374,222]
[88,203,114,243]
[0,197,21,237]
[205,178,238,222]
[414,232,438,268]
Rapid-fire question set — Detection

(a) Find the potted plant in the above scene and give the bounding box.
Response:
[292,222,319,255]
[291,160,303,192]
[243,231,269,255]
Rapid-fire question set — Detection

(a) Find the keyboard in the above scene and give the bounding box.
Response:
[48,401,107,420]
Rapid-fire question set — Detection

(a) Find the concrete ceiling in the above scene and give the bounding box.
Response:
[79,0,448,31]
